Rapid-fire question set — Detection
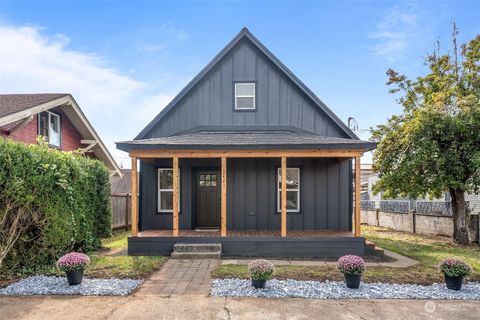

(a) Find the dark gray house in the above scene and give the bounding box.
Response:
[117,28,376,257]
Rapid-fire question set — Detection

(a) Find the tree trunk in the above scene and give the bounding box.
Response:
[450,188,469,244]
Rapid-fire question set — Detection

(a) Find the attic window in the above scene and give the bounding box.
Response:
[38,111,61,147]
[234,82,256,110]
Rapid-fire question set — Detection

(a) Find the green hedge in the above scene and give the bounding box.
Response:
[0,138,112,271]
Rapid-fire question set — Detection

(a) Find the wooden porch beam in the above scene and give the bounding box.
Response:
[131,156,138,237]
[221,157,227,237]
[173,157,179,237]
[281,156,287,237]
[129,149,363,159]
[354,156,361,237]
[79,140,98,154]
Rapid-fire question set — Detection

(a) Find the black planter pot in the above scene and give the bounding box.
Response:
[66,270,84,286]
[344,274,362,289]
[251,279,267,289]
[444,275,464,291]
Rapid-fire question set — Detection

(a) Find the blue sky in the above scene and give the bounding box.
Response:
[0,0,479,167]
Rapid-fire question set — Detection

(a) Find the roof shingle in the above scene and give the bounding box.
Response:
[0,94,69,118]
[117,131,376,151]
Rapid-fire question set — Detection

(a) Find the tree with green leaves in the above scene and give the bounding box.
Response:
[371,25,480,244]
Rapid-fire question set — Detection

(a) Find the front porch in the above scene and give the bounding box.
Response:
[116,131,376,258]
[129,229,366,257]
[128,149,364,236]
[138,229,354,237]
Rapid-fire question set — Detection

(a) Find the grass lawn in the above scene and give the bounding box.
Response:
[0,230,165,287]
[212,226,480,285]
[87,230,165,279]
[101,230,130,251]
[86,255,164,279]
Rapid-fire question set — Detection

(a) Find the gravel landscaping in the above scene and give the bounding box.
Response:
[0,276,143,296]
[211,279,480,300]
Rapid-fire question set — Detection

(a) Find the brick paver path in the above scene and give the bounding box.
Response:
[136,259,219,296]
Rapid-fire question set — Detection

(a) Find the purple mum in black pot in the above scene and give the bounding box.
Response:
[440,257,471,290]
[57,252,90,286]
[337,255,366,289]
[248,259,275,289]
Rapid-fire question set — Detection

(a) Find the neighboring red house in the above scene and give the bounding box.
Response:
[0,93,121,176]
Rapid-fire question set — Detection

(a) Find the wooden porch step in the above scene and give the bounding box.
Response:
[171,243,222,259]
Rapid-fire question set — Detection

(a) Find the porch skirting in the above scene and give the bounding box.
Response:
[128,230,365,258]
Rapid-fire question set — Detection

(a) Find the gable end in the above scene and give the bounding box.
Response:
[136,28,358,140]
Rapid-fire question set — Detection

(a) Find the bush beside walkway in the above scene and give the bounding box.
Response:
[0,138,111,271]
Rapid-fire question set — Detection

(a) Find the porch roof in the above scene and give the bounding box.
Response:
[116,130,376,152]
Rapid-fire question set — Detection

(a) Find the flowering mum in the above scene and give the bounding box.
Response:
[440,257,471,277]
[248,259,275,281]
[57,252,90,272]
[337,255,365,275]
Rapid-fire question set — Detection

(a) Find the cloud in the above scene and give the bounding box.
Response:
[0,24,176,165]
[159,21,188,42]
[0,25,143,113]
[135,22,187,53]
[369,6,420,63]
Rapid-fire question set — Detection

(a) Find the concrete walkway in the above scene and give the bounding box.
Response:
[137,259,218,296]
[1,295,479,320]
[221,249,419,268]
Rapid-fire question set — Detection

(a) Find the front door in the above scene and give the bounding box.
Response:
[195,171,221,228]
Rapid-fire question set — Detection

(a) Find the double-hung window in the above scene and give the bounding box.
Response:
[234,82,256,110]
[277,168,300,212]
[38,111,61,147]
[158,168,180,212]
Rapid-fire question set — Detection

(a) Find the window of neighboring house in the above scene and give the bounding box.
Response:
[277,167,300,212]
[234,82,256,110]
[158,168,180,212]
[38,111,61,147]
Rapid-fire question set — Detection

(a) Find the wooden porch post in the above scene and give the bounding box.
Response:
[131,156,138,237]
[281,156,287,237]
[221,157,227,237]
[355,156,361,237]
[173,157,179,237]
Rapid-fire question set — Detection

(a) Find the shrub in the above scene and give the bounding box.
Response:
[440,258,472,278]
[57,252,90,272]
[248,259,275,281]
[0,138,112,271]
[337,255,366,275]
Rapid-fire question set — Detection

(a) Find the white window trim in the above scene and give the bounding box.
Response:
[234,82,256,110]
[157,168,180,213]
[39,111,61,147]
[277,167,300,213]
[48,112,61,147]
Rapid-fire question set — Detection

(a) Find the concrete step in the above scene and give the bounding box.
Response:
[364,240,384,255]
[173,243,222,253]
[170,251,221,259]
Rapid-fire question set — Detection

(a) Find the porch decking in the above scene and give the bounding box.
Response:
[138,230,354,238]
[129,229,365,258]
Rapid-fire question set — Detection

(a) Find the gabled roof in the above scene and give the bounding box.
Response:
[0,94,122,176]
[135,27,358,140]
[117,130,376,152]
[0,94,70,117]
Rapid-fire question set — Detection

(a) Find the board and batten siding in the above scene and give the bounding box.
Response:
[145,38,348,139]
[139,158,352,232]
